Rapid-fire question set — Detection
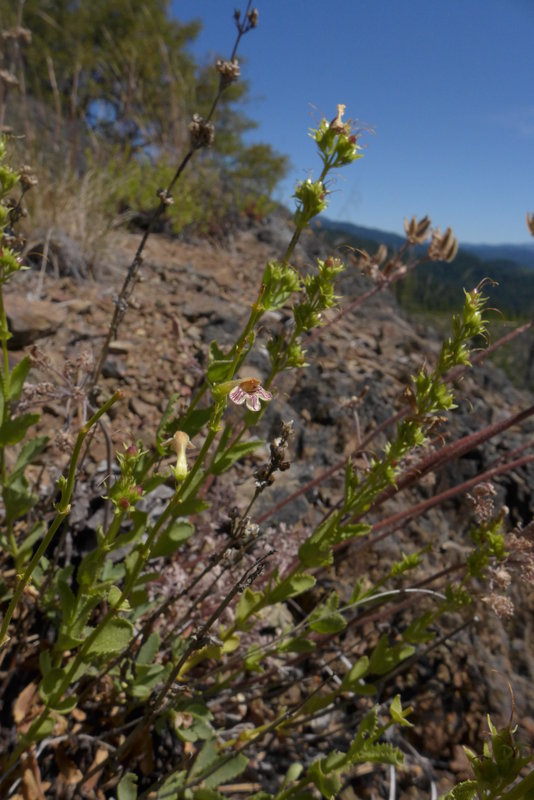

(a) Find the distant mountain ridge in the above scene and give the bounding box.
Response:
[313,217,534,318]
[317,218,534,269]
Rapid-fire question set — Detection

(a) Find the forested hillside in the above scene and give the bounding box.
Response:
[318,219,534,319]
[0,0,288,235]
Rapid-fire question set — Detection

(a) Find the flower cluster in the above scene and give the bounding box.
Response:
[107,444,145,512]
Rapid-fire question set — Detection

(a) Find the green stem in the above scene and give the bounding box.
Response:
[0,390,122,648]
[0,282,11,487]
[500,769,534,800]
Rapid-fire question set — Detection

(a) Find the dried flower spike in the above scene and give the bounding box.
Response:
[526,212,534,237]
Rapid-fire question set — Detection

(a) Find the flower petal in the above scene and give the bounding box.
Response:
[229,387,247,405]
[256,387,272,401]
[246,394,261,412]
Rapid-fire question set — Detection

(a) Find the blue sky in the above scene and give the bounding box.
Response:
[171,1,534,245]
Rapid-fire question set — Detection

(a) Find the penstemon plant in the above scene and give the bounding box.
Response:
[0,6,533,800]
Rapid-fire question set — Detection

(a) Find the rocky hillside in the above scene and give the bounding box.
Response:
[5,213,534,796]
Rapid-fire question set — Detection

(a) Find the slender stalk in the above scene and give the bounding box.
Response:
[0,390,122,648]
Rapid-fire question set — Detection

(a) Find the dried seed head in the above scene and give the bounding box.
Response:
[329,103,349,134]
[428,226,458,262]
[0,70,19,88]
[526,211,534,237]
[404,215,432,245]
[356,244,389,282]
[77,350,94,374]
[189,114,215,149]
[491,565,512,590]
[19,165,38,190]
[216,58,240,89]
[156,187,174,206]
[467,481,497,523]
[247,8,259,27]
[482,592,514,618]
[1,26,31,44]
[55,429,75,452]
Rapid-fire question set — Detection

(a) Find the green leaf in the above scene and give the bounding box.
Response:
[389,694,413,727]
[298,516,371,568]
[137,632,160,665]
[353,741,404,766]
[207,340,234,384]
[182,406,214,439]
[108,585,131,610]
[130,663,165,699]
[173,495,209,516]
[348,578,365,604]
[368,634,415,676]
[262,260,301,310]
[439,782,477,800]
[171,702,214,743]
[0,413,40,446]
[403,612,435,644]
[11,435,48,480]
[3,474,35,528]
[86,617,134,656]
[340,656,369,691]
[211,439,264,474]
[114,509,148,549]
[57,578,77,625]
[20,715,55,745]
[301,690,338,716]
[39,649,52,678]
[204,753,249,789]
[39,667,77,713]
[267,572,316,604]
[281,762,304,788]
[151,520,194,558]
[8,356,31,401]
[309,593,346,635]
[159,770,187,795]
[17,521,46,560]
[277,636,315,654]
[117,772,138,800]
[77,549,104,589]
[307,756,342,798]
[234,587,265,625]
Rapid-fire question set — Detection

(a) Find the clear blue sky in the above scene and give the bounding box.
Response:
[171,1,534,245]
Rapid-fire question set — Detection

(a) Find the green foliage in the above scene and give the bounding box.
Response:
[440,716,534,800]
[10,0,200,152]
